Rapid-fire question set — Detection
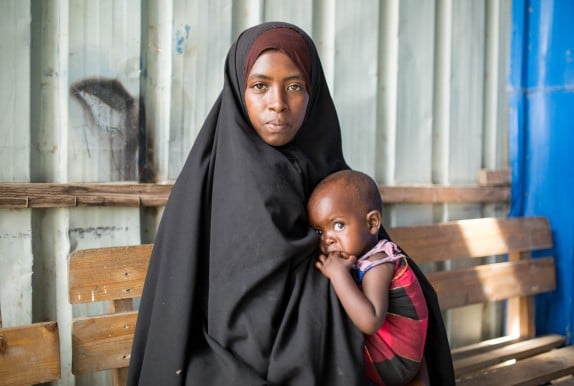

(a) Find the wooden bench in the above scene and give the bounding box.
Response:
[67,216,571,385]
[388,216,571,385]
[0,319,61,385]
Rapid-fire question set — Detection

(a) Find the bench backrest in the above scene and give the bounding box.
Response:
[388,216,555,338]
[0,321,61,385]
[67,216,555,381]
[68,244,151,385]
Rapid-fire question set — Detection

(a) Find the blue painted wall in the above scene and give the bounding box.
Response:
[510,0,574,344]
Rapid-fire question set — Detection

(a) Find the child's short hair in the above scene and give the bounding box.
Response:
[314,169,382,212]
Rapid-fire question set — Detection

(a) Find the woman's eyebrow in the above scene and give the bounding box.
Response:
[247,73,305,81]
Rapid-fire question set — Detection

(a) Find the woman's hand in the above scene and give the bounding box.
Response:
[315,252,356,280]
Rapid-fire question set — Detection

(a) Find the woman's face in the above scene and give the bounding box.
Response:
[244,50,309,146]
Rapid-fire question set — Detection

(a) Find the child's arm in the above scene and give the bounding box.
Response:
[316,252,394,334]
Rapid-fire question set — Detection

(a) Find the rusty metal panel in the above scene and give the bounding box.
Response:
[0,0,33,329]
[0,0,31,184]
[168,0,233,179]
[333,0,381,176]
[68,0,142,182]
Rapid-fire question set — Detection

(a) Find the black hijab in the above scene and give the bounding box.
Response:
[127,22,365,386]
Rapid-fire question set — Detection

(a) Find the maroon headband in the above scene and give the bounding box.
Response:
[244,27,312,90]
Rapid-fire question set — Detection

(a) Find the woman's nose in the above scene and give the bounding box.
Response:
[268,88,287,112]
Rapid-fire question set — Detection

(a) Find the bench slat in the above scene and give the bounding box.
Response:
[451,335,522,360]
[72,311,137,374]
[0,321,61,385]
[388,217,552,264]
[457,345,574,386]
[478,169,511,187]
[427,257,556,310]
[69,244,152,304]
[378,185,509,203]
[552,376,574,385]
[453,334,565,376]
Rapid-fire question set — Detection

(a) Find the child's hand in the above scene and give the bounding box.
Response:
[315,252,356,280]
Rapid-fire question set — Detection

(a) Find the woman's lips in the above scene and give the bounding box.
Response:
[265,121,290,133]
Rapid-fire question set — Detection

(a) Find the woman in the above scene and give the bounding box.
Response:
[128,22,364,385]
[127,21,454,386]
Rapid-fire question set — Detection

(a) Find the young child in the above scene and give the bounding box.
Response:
[307,170,429,386]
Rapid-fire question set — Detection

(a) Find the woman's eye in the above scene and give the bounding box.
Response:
[252,82,267,91]
[287,83,304,92]
[334,222,344,231]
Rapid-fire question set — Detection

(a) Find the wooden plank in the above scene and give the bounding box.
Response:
[451,335,523,361]
[379,185,509,203]
[457,345,574,386]
[111,367,129,386]
[506,251,536,338]
[72,311,137,374]
[388,217,552,264]
[0,197,28,208]
[478,169,511,186]
[111,298,134,313]
[68,244,152,304]
[0,322,60,385]
[552,376,574,385]
[0,183,509,208]
[0,183,173,208]
[454,334,565,376]
[427,258,555,310]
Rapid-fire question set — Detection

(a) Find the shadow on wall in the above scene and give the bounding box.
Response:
[70,78,154,182]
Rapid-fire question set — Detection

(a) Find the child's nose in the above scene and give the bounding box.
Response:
[320,233,334,248]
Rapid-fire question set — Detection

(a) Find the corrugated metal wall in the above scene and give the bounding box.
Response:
[0,0,511,384]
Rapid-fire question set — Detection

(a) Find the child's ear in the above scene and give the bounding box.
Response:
[366,210,381,235]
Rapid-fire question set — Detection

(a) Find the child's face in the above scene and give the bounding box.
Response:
[308,184,379,258]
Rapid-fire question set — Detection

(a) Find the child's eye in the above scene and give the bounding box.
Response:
[313,228,323,236]
[334,222,344,231]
